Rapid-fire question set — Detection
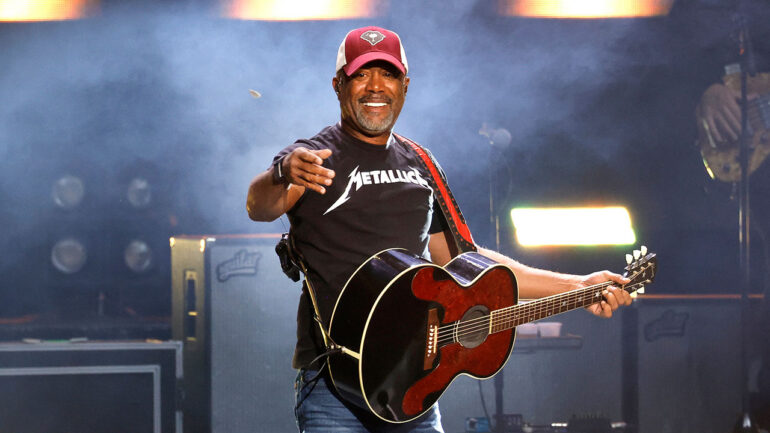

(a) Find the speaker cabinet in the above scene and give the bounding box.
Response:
[635,297,743,433]
[0,341,181,433]
[171,234,300,433]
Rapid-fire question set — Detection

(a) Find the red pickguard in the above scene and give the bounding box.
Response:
[401,266,517,416]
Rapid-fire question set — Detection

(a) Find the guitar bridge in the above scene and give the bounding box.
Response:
[424,308,439,370]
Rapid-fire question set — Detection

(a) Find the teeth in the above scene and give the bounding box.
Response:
[363,102,387,107]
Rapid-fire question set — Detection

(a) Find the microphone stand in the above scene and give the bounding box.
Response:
[482,124,506,433]
[732,4,759,432]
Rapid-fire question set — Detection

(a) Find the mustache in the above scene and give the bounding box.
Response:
[358,96,392,104]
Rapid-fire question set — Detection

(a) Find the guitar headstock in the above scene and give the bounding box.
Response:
[623,245,657,295]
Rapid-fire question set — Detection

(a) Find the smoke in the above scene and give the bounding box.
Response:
[0,2,729,295]
[0,2,758,431]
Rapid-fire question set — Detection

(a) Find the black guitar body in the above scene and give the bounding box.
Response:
[327,249,518,423]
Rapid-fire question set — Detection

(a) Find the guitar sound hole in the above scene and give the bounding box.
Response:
[454,305,490,349]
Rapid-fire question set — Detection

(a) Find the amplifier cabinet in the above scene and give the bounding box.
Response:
[171,234,300,433]
[0,340,181,433]
[634,297,743,433]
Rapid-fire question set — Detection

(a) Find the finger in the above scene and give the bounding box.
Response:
[297,151,335,179]
[295,176,327,195]
[603,288,620,310]
[312,148,333,160]
[298,168,333,187]
[599,301,612,318]
[706,116,725,143]
[603,271,630,285]
[722,102,742,137]
[713,112,739,142]
[289,151,335,180]
[297,161,335,181]
[297,148,327,166]
[299,148,333,166]
[295,169,333,194]
[618,289,633,306]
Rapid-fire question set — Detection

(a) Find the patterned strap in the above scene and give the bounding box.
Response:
[393,133,477,253]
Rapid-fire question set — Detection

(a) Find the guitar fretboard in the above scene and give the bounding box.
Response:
[489,281,627,333]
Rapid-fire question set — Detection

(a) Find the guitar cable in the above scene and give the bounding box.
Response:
[477,380,494,431]
[293,348,343,413]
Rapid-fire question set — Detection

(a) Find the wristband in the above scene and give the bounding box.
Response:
[272,156,287,184]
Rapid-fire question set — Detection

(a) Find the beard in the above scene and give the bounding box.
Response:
[353,107,395,135]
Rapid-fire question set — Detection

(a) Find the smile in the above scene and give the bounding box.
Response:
[363,102,388,107]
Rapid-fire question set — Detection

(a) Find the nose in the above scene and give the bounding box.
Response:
[365,71,385,92]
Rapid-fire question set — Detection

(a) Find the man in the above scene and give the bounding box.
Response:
[247,26,632,432]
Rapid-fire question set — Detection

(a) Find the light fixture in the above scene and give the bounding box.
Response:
[498,0,674,18]
[51,238,88,274]
[222,0,384,21]
[0,0,97,22]
[52,175,85,210]
[124,239,153,273]
[511,206,636,246]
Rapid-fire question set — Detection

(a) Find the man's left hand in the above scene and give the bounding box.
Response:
[579,271,632,318]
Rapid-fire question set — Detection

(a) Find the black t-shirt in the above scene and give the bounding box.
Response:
[274,123,448,368]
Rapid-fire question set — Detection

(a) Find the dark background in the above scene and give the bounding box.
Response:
[1,0,766,317]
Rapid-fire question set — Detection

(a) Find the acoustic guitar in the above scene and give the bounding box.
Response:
[698,73,770,182]
[326,247,657,423]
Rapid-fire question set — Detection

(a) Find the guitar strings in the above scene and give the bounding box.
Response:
[434,278,646,346]
[434,280,616,336]
[436,281,646,346]
[435,281,646,346]
[434,281,616,343]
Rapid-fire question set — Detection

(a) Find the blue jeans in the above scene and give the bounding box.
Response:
[294,369,444,433]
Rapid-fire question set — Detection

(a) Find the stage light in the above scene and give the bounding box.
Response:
[222,0,384,21]
[124,240,152,274]
[511,206,636,246]
[52,175,85,210]
[51,238,87,274]
[126,177,151,209]
[0,0,97,22]
[499,0,674,18]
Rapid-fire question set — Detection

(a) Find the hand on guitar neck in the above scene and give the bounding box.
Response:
[575,269,632,318]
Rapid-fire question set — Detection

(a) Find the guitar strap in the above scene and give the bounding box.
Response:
[284,232,333,351]
[392,133,477,254]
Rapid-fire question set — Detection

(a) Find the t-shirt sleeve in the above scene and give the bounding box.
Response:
[418,147,452,235]
[429,197,449,234]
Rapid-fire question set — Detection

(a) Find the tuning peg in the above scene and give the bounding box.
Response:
[637,285,645,294]
[626,254,633,265]
[641,245,647,256]
[633,249,641,260]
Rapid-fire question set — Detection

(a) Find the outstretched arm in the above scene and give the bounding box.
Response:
[246,147,335,221]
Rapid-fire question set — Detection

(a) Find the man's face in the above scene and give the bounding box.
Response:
[335,60,409,143]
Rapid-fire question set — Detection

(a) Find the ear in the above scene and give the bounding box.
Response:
[403,76,410,95]
[332,77,341,96]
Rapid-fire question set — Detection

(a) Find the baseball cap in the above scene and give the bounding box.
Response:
[335,26,409,76]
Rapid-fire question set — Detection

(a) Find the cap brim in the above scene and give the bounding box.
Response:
[342,51,406,76]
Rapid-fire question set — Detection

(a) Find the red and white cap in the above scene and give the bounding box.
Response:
[335,26,408,76]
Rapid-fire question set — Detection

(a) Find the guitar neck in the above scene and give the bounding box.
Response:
[489,281,639,333]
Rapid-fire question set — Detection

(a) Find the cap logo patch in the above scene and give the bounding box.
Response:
[360,30,385,46]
